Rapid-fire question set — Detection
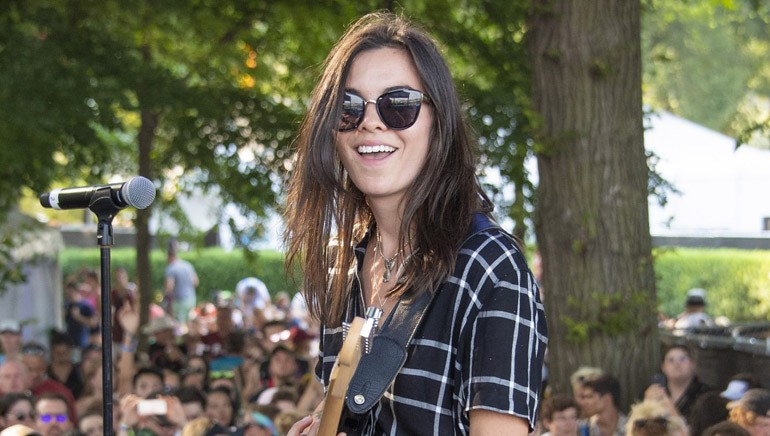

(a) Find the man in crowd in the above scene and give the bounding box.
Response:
[34,392,74,436]
[164,239,199,324]
[577,373,628,436]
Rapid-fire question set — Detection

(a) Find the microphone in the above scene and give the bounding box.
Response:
[39,176,156,210]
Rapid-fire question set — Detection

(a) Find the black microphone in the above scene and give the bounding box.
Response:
[39,176,156,210]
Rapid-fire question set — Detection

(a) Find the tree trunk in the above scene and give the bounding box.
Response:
[527,0,658,410]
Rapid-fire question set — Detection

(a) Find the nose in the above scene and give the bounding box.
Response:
[358,99,384,131]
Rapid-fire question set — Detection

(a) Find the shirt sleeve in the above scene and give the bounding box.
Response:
[463,234,548,429]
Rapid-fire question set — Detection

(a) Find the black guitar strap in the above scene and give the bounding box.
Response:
[343,213,497,417]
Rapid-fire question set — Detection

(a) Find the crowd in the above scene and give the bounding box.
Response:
[0,254,765,436]
[0,257,323,436]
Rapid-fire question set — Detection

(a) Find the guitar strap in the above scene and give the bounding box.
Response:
[343,213,497,419]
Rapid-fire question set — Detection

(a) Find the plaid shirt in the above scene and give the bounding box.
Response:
[317,224,548,435]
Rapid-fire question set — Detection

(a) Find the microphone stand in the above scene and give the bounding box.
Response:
[88,188,123,436]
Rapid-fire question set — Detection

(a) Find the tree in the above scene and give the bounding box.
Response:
[528,0,658,409]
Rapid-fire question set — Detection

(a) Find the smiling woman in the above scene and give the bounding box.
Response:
[283,11,547,436]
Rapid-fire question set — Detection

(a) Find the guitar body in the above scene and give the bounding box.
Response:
[318,316,366,436]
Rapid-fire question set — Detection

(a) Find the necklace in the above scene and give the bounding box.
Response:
[376,231,402,283]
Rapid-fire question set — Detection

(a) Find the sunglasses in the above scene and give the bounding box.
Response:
[338,88,431,132]
[39,413,68,423]
[9,412,35,421]
[633,416,668,430]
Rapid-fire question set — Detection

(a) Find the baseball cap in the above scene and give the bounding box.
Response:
[685,288,707,306]
[721,380,750,401]
[0,320,21,334]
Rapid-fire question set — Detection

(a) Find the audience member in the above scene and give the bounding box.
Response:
[164,239,199,325]
[19,344,77,425]
[132,368,164,399]
[0,321,23,365]
[33,392,73,436]
[703,421,751,436]
[175,386,206,422]
[644,344,712,421]
[539,394,585,436]
[63,281,97,351]
[577,373,627,436]
[204,386,236,429]
[144,316,186,372]
[690,373,761,436]
[46,333,84,400]
[76,407,102,436]
[726,388,770,436]
[0,393,35,430]
[0,361,28,397]
[235,277,271,328]
[111,267,137,345]
[671,288,714,330]
[570,366,604,419]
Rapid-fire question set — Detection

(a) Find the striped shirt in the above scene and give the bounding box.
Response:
[317,224,548,435]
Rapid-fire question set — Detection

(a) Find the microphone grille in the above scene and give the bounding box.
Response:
[122,177,156,209]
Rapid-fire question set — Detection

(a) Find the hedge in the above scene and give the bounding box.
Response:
[60,246,770,322]
[60,247,300,302]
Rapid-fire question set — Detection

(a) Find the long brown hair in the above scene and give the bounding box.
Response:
[283,11,489,326]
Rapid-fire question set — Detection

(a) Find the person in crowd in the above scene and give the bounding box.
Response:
[19,344,76,425]
[624,399,687,436]
[0,361,29,398]
[284,11,546,435]
[570,367,605,419]
[0,321,23,366]
[539,394,584,436]
[689,372,761,436]
[235,277,272,330]
[0,393,35,430]
[179,357,209,392]
[117,392,186,436]
[259,345,302,393]
[33,392,73,436]
[670,288,715,330]
[703,421,752,436]
[175,386,207,422]
[63,282,97,351]
[726,388,770,436]
[46,333,83,401]
[577,373,628,436]
[132,367,164,400]
[257,320,292,356]
[144,315,186,373]
[200,301,244,358]
[164,239,199,325]
[204,386,237,429]
[76,269,100,315]
[240,409,279,436]
[76,406,102,436]
[644,344,712,422]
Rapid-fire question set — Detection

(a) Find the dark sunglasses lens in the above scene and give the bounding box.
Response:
[378,89,423,129]
[339,92,365,131]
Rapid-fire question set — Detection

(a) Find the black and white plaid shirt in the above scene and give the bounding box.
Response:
[317,223,548,435]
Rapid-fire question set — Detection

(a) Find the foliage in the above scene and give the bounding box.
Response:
[59,247,299,302]
[654,247,770,322]
[642,0,770,147]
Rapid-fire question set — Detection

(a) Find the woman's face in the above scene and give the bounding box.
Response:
[335,47,433,207]
[3,398,35,428]
[661,348,694,382]
[205,391,233,427]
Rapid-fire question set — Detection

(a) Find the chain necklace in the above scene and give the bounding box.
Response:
[376,231,402,283]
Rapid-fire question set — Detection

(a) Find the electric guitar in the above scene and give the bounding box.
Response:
[318,315,374,436]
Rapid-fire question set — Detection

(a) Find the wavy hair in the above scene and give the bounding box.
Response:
[283,11,489,326]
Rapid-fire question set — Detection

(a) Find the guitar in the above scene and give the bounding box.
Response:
[318,316,368,436]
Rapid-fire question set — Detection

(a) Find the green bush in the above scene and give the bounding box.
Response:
[654,247,770,322]
[60,247,300,302]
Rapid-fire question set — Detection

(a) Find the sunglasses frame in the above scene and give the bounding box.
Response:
[338,87,431,132]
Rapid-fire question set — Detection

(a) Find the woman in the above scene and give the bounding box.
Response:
[284,11,547,435]
[0,393,36,430]
[625,399,688,436]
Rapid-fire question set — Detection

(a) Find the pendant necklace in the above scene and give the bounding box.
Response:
[376,231,402,283]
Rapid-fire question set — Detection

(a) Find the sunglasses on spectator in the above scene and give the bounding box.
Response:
[39,413,68,423]
[8,412,35,421]
[338,88,431,131]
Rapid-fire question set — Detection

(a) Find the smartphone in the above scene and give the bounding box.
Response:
[137,399,168,416]
[651,373,667,387]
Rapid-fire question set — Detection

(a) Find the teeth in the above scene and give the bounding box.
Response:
[357,145,395,154]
